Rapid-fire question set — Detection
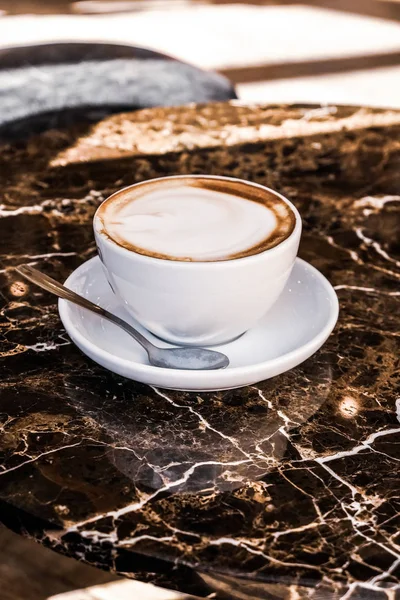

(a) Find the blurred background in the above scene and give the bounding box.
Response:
[0,0,400,107]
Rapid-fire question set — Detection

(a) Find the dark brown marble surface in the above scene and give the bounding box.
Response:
[0,103,399,600]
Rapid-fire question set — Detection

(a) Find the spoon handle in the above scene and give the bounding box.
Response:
[15,264,153,353]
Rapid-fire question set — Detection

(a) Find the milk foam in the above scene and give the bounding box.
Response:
[102,185,282,261]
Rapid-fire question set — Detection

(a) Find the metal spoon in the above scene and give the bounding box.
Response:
[16,265,230,371]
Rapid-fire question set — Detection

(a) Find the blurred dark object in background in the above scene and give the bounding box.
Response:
[0,42,237,140]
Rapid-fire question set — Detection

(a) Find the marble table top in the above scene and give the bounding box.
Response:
[0,103,399,600]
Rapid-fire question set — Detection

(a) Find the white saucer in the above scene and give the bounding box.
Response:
[59,256,339,391]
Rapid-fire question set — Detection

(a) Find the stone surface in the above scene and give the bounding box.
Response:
[0,525,118,600]
[0,102,399,599]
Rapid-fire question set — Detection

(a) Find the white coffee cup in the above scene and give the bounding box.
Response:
[93,175,301,346]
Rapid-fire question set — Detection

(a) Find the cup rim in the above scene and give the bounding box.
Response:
[93,174,302,267]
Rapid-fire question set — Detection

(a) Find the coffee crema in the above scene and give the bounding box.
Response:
[96,177,296,261]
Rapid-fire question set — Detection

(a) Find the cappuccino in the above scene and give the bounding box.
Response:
[97,177,295,262]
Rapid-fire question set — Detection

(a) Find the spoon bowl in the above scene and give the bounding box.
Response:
[149,346,230,370]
